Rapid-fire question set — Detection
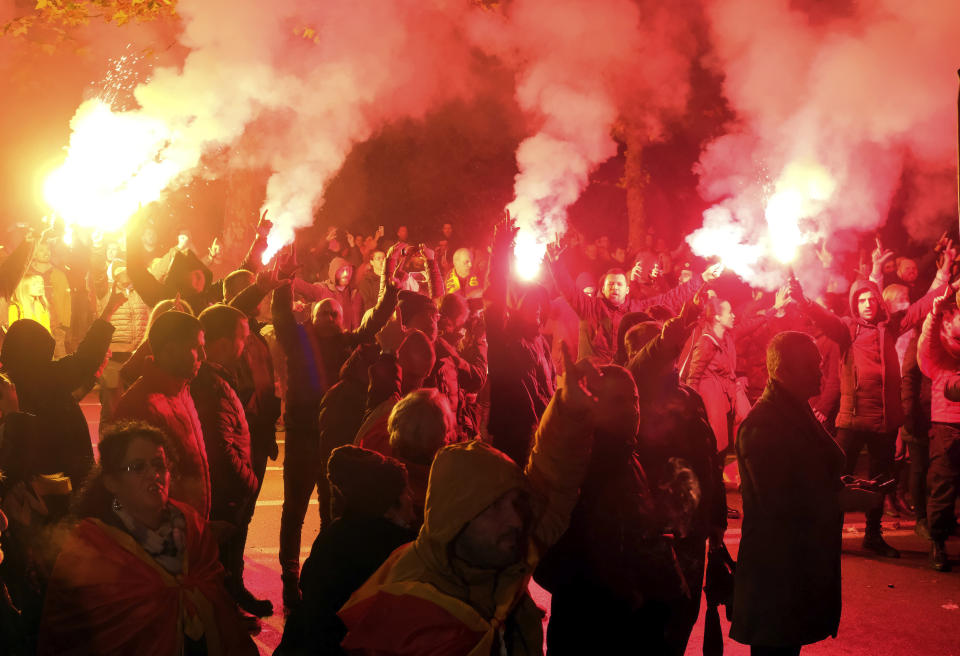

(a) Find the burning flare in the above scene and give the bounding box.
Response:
[43,99,178,235]
[687,160,835,287]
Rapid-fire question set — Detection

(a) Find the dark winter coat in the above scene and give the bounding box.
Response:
[274,513,416,656]
[548,258,698,362]
[190,361,258,524]
[629,316,727,542]
[316,345,381,526]
[227,283,282,458]
[804,279,939,433]
[272,281,397,414]
[535,426,680,654]
[0,318,114,490]
[485,319,555,465]
[731,381,845,648]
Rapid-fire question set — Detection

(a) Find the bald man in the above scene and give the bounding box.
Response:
[444,248,481,299]
[731,332,846,656]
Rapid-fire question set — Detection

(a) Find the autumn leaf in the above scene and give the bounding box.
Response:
[112,9,129,25]
[35,0,48,9]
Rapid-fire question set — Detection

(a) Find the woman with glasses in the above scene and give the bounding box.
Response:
[37,421,256,655]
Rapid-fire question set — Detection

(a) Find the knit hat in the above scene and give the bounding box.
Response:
[398,290,437,327]
[327,446,409,518]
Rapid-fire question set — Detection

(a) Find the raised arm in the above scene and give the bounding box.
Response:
[485,212,515,340]
[50,286,125,389]
[628,263,723,315]
[350,259,401,345]
[544,239,593,319]
[917,287,956,379]
[125,227,173,308]
[238,210,272,274]
[628,292,702,384]
[525,344,596,550]
[789,277,851,350]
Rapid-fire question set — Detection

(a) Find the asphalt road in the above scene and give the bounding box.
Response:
[82,401,960,655]
[242,436,960,656]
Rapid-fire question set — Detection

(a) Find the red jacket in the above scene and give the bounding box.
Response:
[917,308,960,424]
[115,360,211,518]
[805,279,940,433]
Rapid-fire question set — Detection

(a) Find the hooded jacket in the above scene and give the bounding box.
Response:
[338,394,592,656]
[0,318,114,490]
[292,257,362,331]
[128,248,217,312]
[804,279,939,433]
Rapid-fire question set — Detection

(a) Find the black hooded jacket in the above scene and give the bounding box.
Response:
[0,318,114,489]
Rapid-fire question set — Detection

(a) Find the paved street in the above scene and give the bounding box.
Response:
[242,437,960,655]
[83,400,960,655]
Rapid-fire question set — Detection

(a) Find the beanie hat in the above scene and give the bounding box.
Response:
[398,290,437,327]
[327,446,408,518]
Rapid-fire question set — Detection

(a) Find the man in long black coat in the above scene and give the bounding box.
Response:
[731,332,845,655]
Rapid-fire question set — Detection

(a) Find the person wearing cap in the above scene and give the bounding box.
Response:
[338,344,597,655]
[275,446,416,656]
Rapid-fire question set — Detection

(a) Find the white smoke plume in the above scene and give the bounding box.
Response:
[471,0,697,276]
[689,0,960,291]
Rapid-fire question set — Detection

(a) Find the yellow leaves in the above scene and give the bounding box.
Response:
[297,25,320,45]
[4,0,179,45]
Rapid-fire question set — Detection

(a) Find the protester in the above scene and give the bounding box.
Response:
[547,242,722,362]
[37,422,257,655]
[338,344,597,655]
[114,310,211,517]
[486,214,555,464]
[1,283,126,491]
[790,244,950,558]
[731,332,847,655]
[275,446,416,656]
[917,285,960,571]
[274,247,399,609]
[191,303,269,615]
[536,364,686,654]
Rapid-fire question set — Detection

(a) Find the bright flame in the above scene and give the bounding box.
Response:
[688,206,764,280]
[763,161,835,264]
[513,230,547,281]
[42,99,178,235]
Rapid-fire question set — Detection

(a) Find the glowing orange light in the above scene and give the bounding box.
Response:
[42,99,177,236]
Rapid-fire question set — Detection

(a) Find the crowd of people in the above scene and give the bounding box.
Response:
[0,208,957,656]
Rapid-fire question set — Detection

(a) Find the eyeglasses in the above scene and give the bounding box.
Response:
[120,458,169,477]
